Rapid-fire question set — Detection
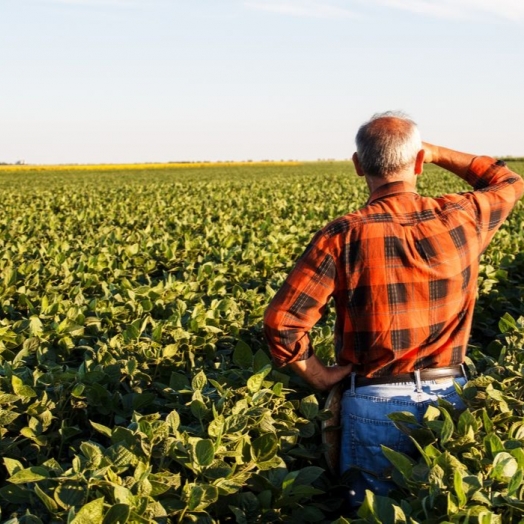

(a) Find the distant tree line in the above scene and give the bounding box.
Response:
[499,156,524,162]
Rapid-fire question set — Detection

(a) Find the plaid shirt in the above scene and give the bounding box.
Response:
[264,157,524,376]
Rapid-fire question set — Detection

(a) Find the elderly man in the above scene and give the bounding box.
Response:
[263,111,524,507]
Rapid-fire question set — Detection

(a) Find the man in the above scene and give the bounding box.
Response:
[263,111,524,507]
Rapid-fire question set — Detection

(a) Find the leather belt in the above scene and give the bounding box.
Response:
[348,365,465,388]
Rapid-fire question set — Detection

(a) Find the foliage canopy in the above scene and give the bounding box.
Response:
[0,161,523,523]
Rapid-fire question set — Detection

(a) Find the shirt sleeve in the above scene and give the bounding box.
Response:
[461,157,524,253]
[263,230,337,368]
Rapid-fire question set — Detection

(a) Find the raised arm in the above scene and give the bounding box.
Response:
[422,142,477,179]
[423,141,524,252]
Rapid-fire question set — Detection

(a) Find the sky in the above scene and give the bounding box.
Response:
[1,0,523,164]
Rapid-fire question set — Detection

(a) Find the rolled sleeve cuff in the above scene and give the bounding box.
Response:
[464,156,509,189]
[264,318,314,368]
[272,343,314,368]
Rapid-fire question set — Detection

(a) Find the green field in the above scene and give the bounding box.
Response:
[1,161,524,523]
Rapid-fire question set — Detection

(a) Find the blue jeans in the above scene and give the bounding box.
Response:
[340,373,466,508]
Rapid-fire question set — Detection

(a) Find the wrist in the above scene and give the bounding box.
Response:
[430,145,440,165]
[422,142,439,165]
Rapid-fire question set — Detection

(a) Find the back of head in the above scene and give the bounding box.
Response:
[355,111,421,178]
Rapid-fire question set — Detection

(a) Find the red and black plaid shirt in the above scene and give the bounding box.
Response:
[264,157,524,377]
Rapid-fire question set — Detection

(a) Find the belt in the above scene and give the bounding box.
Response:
[346,365,465,388]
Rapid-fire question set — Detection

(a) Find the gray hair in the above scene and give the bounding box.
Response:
[355,111,422,178]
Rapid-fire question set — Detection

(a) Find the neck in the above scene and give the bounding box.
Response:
[365,174,417,195]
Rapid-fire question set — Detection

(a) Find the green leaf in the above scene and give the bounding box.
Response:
[253,349,271,372]
[224,414,248,434]
[462,475,482,498]
[0,394,20,405]
[8,466,49,484]
[201,460,233,482]
[388,411,419,425]
[11,375,37,398]
[208,415,224,438]
[3,458,24,476]
[439,407,455,445]
[299,394,319,420]
[485,386,507,403]
[162,344,178,358]
[423,404,441,422]
[29,316,44,336]
[102,504,131,524]
[1,484,31,508]
[0,408,20,426]
[233,340,253,369]
[34,486,57,512]
[170,372,190,390]
[247,365,271,394]
[185,484,219,512]
[72,383,86,397]
[122,323,140,343]
[453,469,467,508]
[192,370,207,391]
[191,399,208,421]
[195,439,215,467]
[90,421,112,438]
[113,485,133,505]
[507,468,524,497]
[3,266,17,286]
[55,482,85,509]
[436,451,468,477]
[498,312,516,333]
[457,409,477,437]
[295,466,324,486]
[252,433,278,463]
[381,447,415,478]
[15,514,43,524]
[71,497,105,524]
[272,382,283,396]
[482,409,494,433]
[510,447,524,469]
[491,452,518,481]
[81,441,103,467]
[357,490,407,523]
[281,470,299,493]
[509,421,524,440]
[293,506,325,521]
[132,392,155,410]
[108,444,138,469]
[298,420,315,438]
[484,433,505,458]
[228,506,247,524]
[166,410,180,434]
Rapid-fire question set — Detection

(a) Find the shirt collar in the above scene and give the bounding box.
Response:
[367,180,419,205]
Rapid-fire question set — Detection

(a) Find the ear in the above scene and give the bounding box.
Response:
[414,149,425,175]
[352,152,365,177]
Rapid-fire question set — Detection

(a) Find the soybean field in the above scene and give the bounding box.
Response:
[1,161,524,523]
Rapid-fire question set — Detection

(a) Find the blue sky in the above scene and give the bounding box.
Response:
[1,0,523,164]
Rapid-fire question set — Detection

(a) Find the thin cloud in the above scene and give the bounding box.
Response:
[373,0,524,21]
[245,0,357,19]
[246,0,524,21]
[33,0,151,6]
